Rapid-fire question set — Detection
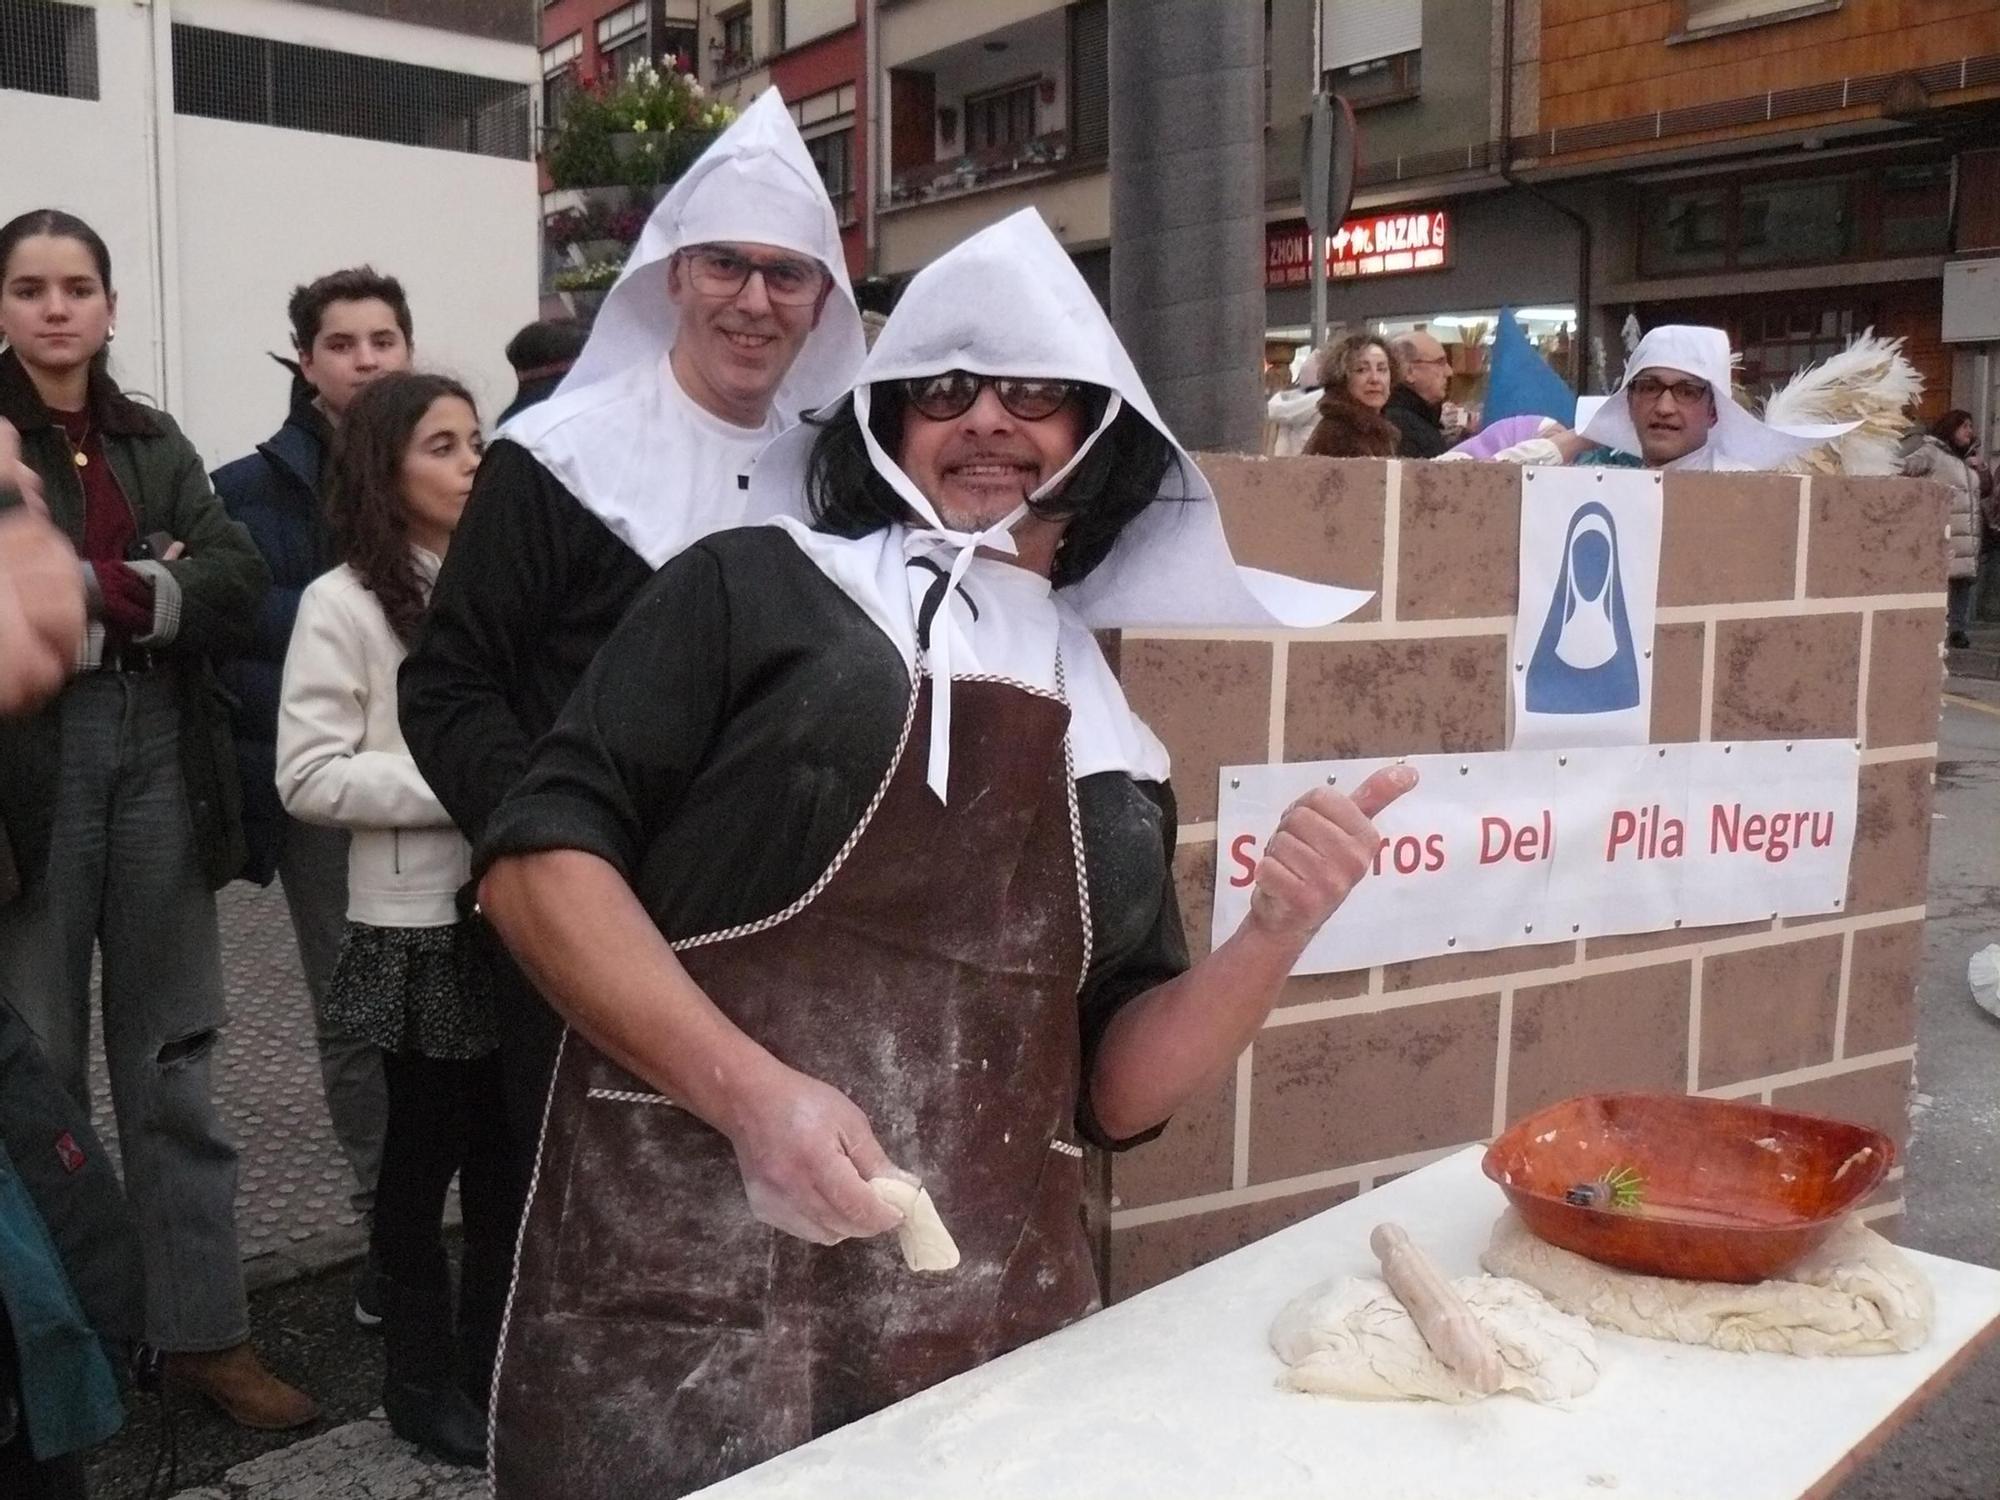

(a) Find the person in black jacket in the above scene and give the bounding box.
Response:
[1383,330,1453,460]
[397,91,866,1198]
[495,319,587,426]
[214,269,412,1262]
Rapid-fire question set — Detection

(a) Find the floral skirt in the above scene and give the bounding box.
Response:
[325,921,497,1061]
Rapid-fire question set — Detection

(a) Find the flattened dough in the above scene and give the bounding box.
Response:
[1481,1208,1933,1356]
[869,1177,961,1272]
[1270,1275,1599,1405]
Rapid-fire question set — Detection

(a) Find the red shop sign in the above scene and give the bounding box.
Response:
[1266,208,1451,288]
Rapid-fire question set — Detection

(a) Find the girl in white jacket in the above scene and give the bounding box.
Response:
[276,373,499,1467]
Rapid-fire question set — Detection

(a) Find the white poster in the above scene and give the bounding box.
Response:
[1213,741,1859,977]
[1511,467,1665,750]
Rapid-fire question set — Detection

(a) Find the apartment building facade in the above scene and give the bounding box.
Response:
[3,0,542,464]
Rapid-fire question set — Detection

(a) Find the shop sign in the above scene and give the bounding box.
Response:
[1265,207,1451,288]
[1214,739,1858,976]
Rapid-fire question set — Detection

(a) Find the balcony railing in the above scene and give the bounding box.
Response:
[885,128,1073,209]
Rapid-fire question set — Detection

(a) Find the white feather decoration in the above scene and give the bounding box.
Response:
[1759,331,1924,476]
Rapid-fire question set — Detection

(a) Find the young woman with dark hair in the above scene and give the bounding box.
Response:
[0,209,309,1433]
[276,373,505,1465]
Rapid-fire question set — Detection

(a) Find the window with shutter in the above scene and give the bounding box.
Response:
[1068,0,1108,161]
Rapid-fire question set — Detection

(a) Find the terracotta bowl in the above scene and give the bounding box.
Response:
[1482,1093,1894,1284]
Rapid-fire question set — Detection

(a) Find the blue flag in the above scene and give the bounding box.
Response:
[1482,308,1577,427]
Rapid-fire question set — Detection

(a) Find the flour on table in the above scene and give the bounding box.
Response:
[1481,1208,1933,1356]
[1270,1274,1599,1404]
[870,1177,961,1272]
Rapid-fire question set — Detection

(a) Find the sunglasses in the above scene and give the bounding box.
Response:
[678,246,827,307]
[900,371,1080,423]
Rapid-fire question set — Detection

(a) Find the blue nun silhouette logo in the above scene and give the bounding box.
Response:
[1525,500,1639,714]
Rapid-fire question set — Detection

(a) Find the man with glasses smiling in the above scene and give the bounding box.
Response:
[397,93,865,1382]
[1500,325,1852,472]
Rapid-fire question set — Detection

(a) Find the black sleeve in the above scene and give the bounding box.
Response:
[473,544,731,880]
[399,441,577,845]
[1075,778,1189,1152]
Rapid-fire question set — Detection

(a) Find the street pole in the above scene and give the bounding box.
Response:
[1109,0,1265,453]
[1310,2,1327,352]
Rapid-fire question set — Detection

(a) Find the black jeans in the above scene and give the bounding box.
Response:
[372,1050,516,1351]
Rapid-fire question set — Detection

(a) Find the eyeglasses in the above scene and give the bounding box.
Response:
[900,371,1080,423]
[678,245,827,306]
[1629,374,1712,406]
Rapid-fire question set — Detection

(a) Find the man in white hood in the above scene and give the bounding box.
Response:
[1490,324,1853,471]
[471,209,1410,1498]
[397,91,865,1205]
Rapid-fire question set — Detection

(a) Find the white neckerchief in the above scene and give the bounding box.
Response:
[848,381,1125,799]
[771,518,1171,790]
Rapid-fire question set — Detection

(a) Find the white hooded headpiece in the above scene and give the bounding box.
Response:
[501,89,866,566]
[1579,324,1855,471]
[744,208,1370,799]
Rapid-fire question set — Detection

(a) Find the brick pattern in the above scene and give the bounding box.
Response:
[1107,460,1941,1299]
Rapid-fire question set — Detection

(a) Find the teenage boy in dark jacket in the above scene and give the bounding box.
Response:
[213,268,412,1267]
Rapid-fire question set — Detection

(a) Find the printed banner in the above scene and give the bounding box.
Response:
[1511,467,1665,750]
[1213,740,1859,976]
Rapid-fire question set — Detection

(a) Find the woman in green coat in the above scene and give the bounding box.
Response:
[0,208,313,1431]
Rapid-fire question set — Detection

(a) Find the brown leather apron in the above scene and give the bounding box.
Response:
[491,671,1099,1499]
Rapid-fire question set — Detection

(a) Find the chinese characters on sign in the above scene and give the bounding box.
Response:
[1265,208,1451,288]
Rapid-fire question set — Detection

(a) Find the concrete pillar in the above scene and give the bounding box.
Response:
[1109,0,1265,453]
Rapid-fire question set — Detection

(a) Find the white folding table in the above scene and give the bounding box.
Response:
[694,1146,2000,1500]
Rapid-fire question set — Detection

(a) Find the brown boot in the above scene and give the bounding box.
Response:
[166,1343,320,1430]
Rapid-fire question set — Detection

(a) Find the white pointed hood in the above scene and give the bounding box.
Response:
[502,89,866,566]
[744,209,1370,802]
[746,208,1371,631]
[1580,324,1856,472]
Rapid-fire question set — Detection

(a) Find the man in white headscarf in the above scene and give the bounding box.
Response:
[1484,324,1853,471]
[398,91,865,1204]
[469,209,1412,1498]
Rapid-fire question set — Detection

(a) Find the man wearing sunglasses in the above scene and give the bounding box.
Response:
[469,210,1394,1498]
[396,95,866,1383]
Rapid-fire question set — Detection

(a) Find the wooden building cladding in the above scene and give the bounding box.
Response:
[1540,0,2000,143]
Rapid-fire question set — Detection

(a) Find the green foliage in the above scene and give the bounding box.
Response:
[544,59,734,191]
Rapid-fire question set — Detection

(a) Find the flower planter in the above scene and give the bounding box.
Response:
[559,287,609,320]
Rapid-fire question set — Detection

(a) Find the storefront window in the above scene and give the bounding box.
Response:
[1644,187,1728,274]
[1737,174,1855,267]
[1736,306,1855,394]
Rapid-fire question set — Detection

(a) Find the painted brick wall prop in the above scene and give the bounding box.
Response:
[1104,457,1948,1299]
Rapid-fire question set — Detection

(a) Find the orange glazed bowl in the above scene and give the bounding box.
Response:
[1482,1093,1894,1284]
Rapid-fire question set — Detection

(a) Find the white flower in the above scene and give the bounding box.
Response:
[633,119,649,132]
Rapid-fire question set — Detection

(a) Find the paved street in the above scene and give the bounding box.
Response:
[67,691,2000,1497]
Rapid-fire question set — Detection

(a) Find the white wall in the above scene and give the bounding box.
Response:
[173,118,538,465]
[1,3,167,406]
[1,0,537,467]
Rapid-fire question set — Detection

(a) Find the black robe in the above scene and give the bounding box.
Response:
[474,525,1189,1148]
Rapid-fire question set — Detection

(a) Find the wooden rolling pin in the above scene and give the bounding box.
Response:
[1370,1222,1504,1396]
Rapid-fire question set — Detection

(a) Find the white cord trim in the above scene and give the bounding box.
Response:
[586,1087,678,1106]
[1049,1139,1085,1159]
[674,668,925,953]
[488,1024,571,1486]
